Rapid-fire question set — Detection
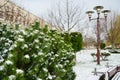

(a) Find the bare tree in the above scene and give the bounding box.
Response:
[82,21,98,49]
[104,12,120,48]
[47,0,84,32]
[87,20,104,46]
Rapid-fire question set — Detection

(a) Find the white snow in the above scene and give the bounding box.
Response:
[5,60,13,65]
[0,65,4,71]
[51,38,55,41]
[8,40,13,43]
[8,54,13,58]
[38,52,43,56]
[9,44,17,50]
[43,68,48,72]
[16,69,24,74]
[20,30,27,35]
[55,64,63,68]
[55,54,59,57]
[17,38,24,42]
[9,75,16,80]
[0,37,6,40]
[51,58,54,60]
[62,69,66,72]
[58,64,63,68]
[23,44,28,48]
[35,45,39,49]
[48,74,53,79]
[45,45,48,48]
[5,43,10,46]
[3,49,8,53]
[33,30,39,34]
[24,54,30,59]
[60,40,64,43]
[44,38,49,41]
[32,54,37,58]
[34,39,39,43]
[15,30,20,34]
[37,78,42,80]
[0,58,4,63]
[40,32,44,35]
[74,49,120,80]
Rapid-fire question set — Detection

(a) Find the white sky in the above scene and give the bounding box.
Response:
[10,0,120,17]
[8,0,120,40]
[9,0,120,37]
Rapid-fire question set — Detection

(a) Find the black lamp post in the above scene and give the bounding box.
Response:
[86,6,110,65]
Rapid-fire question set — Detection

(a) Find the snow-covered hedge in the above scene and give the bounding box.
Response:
[91,52,111,61]
[0,23,15,60]
[0,22,76,80]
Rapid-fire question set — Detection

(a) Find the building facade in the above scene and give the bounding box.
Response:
[0,0,51,28]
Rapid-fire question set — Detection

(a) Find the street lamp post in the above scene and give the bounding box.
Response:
[86,6,110,65]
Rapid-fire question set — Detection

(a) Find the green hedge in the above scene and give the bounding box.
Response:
[62,32,83,52]
[0,22,76,80]
[100,43,106,49]
[70,32,83,52]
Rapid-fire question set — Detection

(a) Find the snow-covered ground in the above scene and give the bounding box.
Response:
[73,49,120,80]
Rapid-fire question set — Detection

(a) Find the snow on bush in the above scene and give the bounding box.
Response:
[38,52,43,56]
[43,68,48,72]
[0,22,76,80]
[0,65,4,71]
[37,78,42,80]
[5,60,13,65]
[0,23,15,59]
[17,37,24,42]
[24,54,30,59]
[16,69,24,74]
[9,75,16,80]
[0,58,4,63]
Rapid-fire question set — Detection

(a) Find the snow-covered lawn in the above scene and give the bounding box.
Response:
[73,49,120,80]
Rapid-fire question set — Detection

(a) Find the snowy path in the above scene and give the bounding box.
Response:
[73,49,120,80]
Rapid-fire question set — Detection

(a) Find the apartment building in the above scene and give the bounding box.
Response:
[0,0,51,28]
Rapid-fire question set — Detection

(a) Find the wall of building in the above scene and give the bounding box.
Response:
[0,0,51,28]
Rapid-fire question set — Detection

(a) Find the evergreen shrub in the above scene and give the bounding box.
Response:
[0,22,76,80]
[70,32,83,52]
[100,43,106,49]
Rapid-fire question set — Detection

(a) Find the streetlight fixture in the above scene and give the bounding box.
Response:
[86,6,110,65]
[86,11,94,21]
[102,10,111,21]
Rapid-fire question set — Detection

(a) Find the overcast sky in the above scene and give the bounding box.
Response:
[9,0,120,38]
[10,0,120,17]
